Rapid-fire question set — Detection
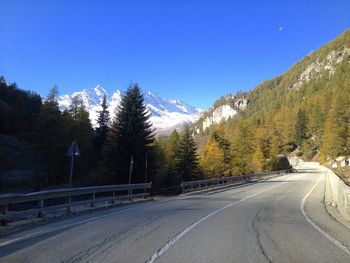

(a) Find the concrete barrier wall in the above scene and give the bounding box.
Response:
[325,167,350,221]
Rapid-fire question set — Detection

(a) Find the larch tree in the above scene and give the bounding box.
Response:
[321,92,349,160]
[211,127,231,175]
[251,145,265,173]
[294,109,308,146]
[200,139,225,178]
[231,121,255,175]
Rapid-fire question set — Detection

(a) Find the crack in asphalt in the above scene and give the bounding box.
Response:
[251,189,292,263]
[60,214,164,263]
[59,197,218,263]
[252,206,273,263]
[60,227,126,263]
[134,225,160,242]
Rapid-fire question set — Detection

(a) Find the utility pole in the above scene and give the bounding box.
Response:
[128,155,134,200]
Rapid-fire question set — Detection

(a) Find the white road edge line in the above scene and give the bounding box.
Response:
[300,174,350,256]
[146,178,290,263]
[0,202,149,248]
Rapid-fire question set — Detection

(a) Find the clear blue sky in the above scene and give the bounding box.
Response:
[0,0,349,108]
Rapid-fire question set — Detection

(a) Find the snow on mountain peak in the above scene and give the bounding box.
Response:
[94,85,107,97]
[57,86,203,134]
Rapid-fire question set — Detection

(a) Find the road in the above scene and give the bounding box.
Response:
[0,162,350,263]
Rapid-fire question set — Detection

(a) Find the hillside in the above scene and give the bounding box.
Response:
[194,29,350,177]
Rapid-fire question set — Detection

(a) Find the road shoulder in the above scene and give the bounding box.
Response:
[303,171,350,251]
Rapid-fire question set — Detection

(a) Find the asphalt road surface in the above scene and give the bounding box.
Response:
[1,162,350,263]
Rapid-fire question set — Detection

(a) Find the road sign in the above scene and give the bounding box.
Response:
[67,141,80,157]
[67,140,80,194]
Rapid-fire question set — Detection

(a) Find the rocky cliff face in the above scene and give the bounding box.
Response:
[290,45,350,90]
[202,97,248,130]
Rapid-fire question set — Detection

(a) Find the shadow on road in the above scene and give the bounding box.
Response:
[292,168,322,174]
[192,178,294,196]
[0,225,76,258]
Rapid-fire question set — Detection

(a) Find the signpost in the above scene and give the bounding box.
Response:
[128,156,134,200]
[145,151,148,183]
[66,140,80,211]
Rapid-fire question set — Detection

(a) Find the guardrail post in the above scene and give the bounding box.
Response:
[67,196,72,213]
[91,193,95,207]
[128,189,133,201]
[112,191,116,204]
[1,205,8,226]
[38,199,44,218]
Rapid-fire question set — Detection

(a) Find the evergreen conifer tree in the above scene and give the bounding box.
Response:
[69,95,83,121]
[105,84,154,183]
[175,126,200,181]
[94,95,110,150]
[32,87,68,185]
[72,105,94,183]
[164,130,180,171]
[211,127,231,175]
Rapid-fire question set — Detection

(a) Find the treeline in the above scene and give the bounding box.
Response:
[0,76,42,135]
[0,78,201,192]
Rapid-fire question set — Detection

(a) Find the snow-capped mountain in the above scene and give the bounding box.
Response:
[57,86,203,134]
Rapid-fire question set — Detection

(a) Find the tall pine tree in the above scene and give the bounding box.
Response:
[31,87,68,185]
[105,84,154,183]
[175,126,200,181]
[94,95,110,150]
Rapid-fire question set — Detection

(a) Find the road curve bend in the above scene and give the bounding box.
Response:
[1,162,350,263]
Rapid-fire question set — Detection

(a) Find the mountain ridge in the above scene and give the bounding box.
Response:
[57,86,203,134]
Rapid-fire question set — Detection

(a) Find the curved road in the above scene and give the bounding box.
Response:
[1,162,350,262]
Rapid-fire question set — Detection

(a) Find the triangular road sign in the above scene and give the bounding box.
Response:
[67,140,80,157]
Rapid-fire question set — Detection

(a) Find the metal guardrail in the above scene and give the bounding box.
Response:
[181,170,289,193]
[0,183,152,225]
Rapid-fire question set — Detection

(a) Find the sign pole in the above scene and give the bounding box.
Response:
[128,155,134,200]
[145,151,148,183]
[69,142,76,188]
[66,140,80,212]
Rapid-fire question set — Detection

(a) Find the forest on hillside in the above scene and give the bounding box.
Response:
[195,30,350,183]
